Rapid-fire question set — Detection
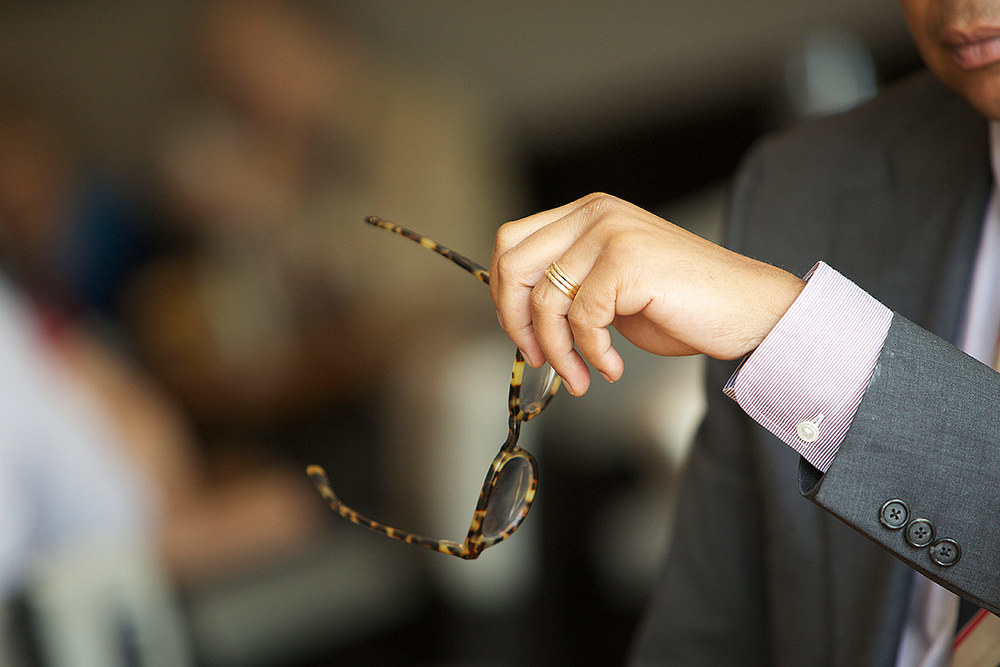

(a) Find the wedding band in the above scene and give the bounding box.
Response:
[544,261,581,300]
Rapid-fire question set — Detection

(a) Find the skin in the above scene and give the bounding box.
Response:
[900,0,1000,120]
[489,193,805,397]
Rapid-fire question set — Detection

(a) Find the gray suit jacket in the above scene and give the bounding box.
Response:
[630,71,998,665]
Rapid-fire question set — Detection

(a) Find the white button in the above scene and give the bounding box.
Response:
[796,414,824,442]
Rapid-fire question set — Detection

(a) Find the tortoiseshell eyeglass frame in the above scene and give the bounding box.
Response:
[306,216,561,560]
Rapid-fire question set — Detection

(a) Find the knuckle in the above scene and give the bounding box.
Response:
[508,323,533,341]
[579,192,618,220]
[494,247,517,279]
[577,193,633,240]
[529,285,551,311]
[494,220,518,253]
[566,301,594,330]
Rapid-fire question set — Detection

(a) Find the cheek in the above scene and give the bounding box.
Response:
[900,1,937,48]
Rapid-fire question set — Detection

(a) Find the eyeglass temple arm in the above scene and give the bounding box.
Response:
[306,465,473,558]
[365,216,491,286]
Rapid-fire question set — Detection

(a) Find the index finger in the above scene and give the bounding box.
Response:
[489,199,593,364]
[489,196,597,290]
[490,207,599,366]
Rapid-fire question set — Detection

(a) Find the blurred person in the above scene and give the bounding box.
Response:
[489,1,1000,664]
[0,96,156,329]
[0,93,323,590]
[0,265,155,654]
[0,271,144,555]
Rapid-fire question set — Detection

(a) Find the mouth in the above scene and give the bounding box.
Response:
[945,27,1000,70]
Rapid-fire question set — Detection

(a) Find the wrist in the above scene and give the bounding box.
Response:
[735,263,807,358]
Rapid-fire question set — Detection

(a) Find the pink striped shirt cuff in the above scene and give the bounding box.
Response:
[724,262,892,472]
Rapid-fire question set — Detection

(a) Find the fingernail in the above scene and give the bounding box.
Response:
[599,370,616,384]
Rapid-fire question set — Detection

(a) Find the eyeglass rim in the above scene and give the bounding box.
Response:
[306,218,561,559]
[309,350,546,559]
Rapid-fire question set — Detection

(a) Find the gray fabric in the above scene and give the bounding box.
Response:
[807,315,1000,614]
[630,71,995,665]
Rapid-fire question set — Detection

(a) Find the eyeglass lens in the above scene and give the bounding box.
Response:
[517,362,560,417]
[481,456,534,540]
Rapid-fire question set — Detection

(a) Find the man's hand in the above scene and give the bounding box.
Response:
[489,193,805,396]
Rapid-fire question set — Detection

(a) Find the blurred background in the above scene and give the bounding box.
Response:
[0,1,920,665]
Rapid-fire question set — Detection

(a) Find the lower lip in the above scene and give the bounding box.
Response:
[951,35,1000,69]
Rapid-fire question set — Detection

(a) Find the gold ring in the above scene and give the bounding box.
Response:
[544,261,581,300]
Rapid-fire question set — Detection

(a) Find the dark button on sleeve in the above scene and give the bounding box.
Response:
[905,518,936,548]
[929,538,962,567]
[879,499,909,530]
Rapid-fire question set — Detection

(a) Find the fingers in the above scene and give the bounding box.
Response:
[492,193,807,396]
[489,196,595,298]
[492,194,623,395]
[565,259,626,384]
[528,253,596,396]
[491,197,597,369]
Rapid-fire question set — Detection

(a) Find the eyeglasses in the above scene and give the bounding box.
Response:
[306,216,562,560]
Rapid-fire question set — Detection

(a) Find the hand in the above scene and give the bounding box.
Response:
[490,193,805,396]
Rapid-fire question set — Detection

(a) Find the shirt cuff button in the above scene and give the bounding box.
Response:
[796,414,824,443]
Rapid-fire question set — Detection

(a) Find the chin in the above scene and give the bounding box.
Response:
[956,77,1000,120]
[932,61,1000,120]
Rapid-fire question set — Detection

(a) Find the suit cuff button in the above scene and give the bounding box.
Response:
[904,518,935,547]
[929,538,961,567]
[879,499,909,530]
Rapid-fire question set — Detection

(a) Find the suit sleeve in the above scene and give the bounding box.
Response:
[800,313,1000,615]
[632,153,956,663]
[720,101,1000,615]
